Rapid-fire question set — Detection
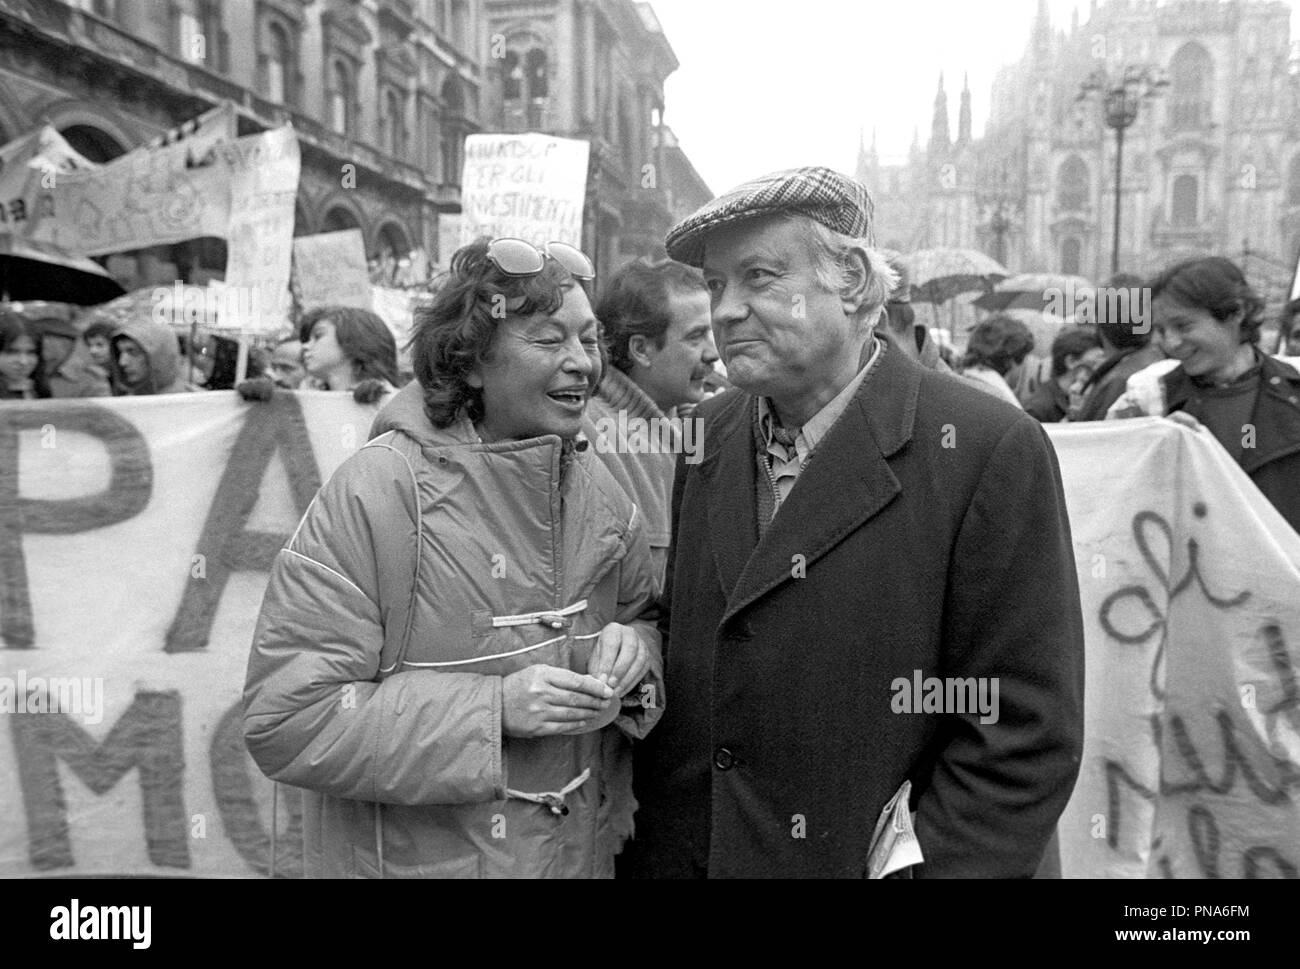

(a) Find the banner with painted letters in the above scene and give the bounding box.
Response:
[1045,419,1300,879]
[0,404,1296,877]
[0,392,377,877]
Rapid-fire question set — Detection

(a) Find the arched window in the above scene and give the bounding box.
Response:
[1171,174,1199,226]
[1169,43,1213,130]
[329,60,353,135]
[1061,237,1082,276]
[261,19,296,105]
[1057,155,1089,211]
[322,206,360,233]
[1288,156,1300,207]
[58,125,127,163]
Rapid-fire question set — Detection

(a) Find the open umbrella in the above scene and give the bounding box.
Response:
[972,273,1093,315]
[0,235,125,305]
[902,248,1009,304]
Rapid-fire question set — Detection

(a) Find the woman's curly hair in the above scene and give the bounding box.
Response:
[408,238,591,427]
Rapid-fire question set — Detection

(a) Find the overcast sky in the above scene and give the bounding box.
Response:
[649,0,1299,194]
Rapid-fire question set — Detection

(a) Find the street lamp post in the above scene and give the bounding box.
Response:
[1077,66,1168,276]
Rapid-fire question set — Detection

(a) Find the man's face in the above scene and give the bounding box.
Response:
[86,334,112,368]
[469,284,602,442]
[632,289,719,412]
[40,333,75,373]
[702,216,863,408]
[270,341,305,389]
[116,337,150,387]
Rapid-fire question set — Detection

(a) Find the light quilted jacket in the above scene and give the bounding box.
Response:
[243,381,663,878]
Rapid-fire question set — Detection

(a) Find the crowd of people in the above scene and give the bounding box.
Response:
[936,260,1300,533]
[0,300,406,406]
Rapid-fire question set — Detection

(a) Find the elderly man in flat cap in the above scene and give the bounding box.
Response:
[620,167,1085,878]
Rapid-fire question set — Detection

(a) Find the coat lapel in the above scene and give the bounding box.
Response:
[700,396,760,604]
[721,342,921,625]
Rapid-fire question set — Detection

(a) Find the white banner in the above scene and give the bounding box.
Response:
[1046,419,1300,879]
[0,392,378,877]
[458,133,588,248]
[28,107,236,257]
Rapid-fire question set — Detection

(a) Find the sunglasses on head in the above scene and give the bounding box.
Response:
[485,238,595,281]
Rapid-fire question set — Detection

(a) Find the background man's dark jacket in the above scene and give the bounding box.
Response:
[622,343,1086,878]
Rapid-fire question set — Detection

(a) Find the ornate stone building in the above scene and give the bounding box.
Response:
[0,0,484,288]
[481,0,711,280]
[861,0,1300,308]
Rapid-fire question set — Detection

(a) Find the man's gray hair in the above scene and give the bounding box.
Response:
[781,214,899,326]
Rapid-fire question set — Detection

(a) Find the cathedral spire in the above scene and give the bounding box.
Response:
[930,72,950,156]
[958,72,972,145]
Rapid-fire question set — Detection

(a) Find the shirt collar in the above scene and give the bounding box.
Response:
[758,336,883,456]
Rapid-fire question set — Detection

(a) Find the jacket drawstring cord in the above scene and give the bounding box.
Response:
[506,768,592,817]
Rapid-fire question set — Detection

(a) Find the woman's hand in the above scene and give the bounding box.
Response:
[352,378,389,404]
[502,664,614,738]
[237,377,275,402]
[588,622,650,698]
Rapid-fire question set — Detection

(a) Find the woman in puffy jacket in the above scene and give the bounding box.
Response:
[243,239,663,878]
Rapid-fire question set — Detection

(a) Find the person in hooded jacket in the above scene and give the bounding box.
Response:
[243,238,663,878]
[112,317,194,395]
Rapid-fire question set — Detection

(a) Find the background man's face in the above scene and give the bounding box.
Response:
[702,216,858,404]
[116,338,150,386]
[269,341,305,389]
[40,332,75,374]
[633,288,719,411]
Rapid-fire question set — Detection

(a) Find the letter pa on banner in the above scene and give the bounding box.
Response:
[0,393,376,877]
[1045,419,1300,879]
[458,133,588,248]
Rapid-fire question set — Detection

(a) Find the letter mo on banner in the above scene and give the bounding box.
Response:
[0,392,375,877]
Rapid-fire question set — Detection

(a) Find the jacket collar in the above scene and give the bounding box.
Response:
[1164,351,1300,473]
[700,337,918,621]
[595,365,669,423]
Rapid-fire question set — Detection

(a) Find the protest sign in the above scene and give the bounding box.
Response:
[220,127,300,335]
[27,106,236,256]
[0,392,378,877]
[458,133,588,248]
[1046,419,1300,879]
[292,229,371,312]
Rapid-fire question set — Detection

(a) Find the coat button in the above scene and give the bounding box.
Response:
[1270,376,1281,385]
[714,747,736,771]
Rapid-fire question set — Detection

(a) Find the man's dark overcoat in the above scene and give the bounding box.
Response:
[623,339,1086,878]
